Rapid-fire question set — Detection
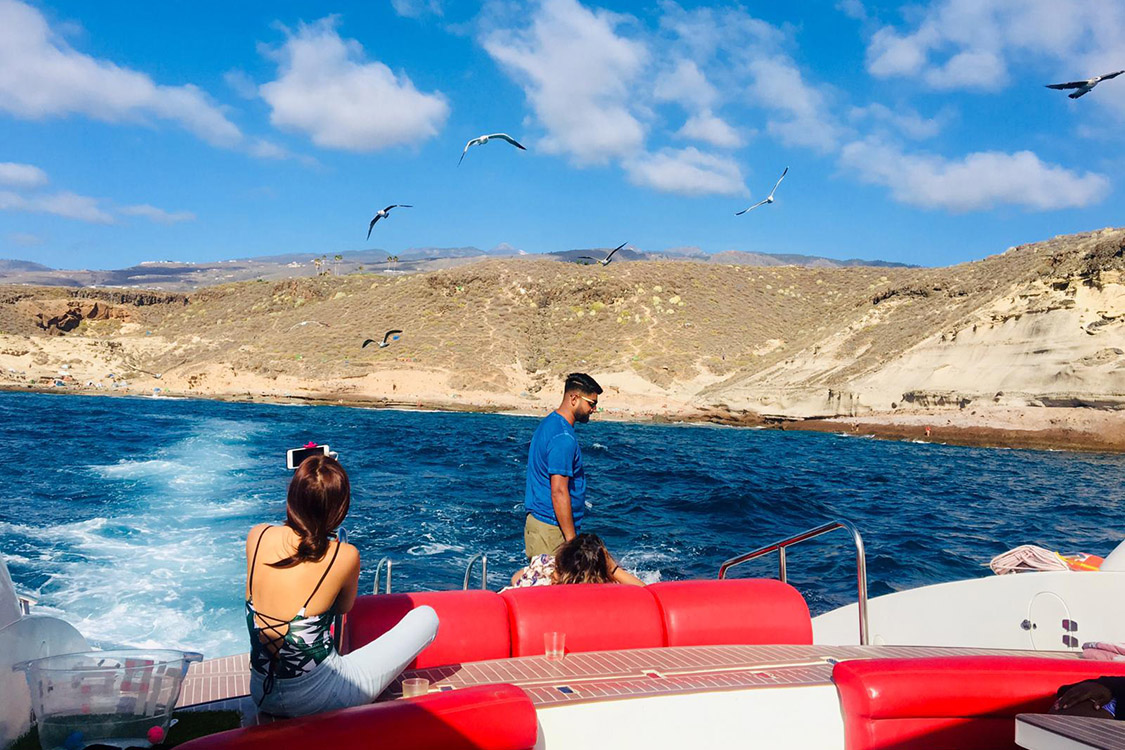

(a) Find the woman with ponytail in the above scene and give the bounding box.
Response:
[245,454,437,716]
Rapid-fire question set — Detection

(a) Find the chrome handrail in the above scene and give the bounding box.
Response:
[462,553,489,590]
[373,557,393,594]
[718,519,869,645]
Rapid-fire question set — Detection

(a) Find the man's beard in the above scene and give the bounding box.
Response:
[576,412,590,424]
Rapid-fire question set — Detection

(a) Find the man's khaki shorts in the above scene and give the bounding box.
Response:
[524,514,566,559]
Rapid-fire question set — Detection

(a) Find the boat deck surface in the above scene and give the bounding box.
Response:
[178,643,1077,721]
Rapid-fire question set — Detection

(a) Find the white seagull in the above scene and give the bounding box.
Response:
[367,205,412,240]
[459,133,527,165]
[736,167,789,215]
[1046,70,1124,99]
[579,242,627,267]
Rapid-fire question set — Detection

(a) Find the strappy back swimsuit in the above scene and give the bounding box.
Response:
[245,526,340,699]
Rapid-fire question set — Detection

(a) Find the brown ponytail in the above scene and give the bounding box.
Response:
[269,454,351,568]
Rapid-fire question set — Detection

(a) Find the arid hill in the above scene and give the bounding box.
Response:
[1,228,1122,448]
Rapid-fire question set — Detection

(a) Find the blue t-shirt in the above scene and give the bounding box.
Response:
[525,411,585,530]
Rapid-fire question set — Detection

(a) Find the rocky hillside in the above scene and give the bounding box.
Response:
[0,227,1121,421]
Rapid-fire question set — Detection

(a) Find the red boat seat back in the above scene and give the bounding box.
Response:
[344,591,510,668]
[649,579,813,646]
[834,655,1125,750]
[500,584,665,656]
[174,684,536,750]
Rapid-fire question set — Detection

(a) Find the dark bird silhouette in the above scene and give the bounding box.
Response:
[736,167,788,215]
[579,242,627,266]
[362,330,403,349]
[367,205,412,240]
[1046,70,1124,99]
[459,133,527,165]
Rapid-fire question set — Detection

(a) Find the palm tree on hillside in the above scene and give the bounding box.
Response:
[333,254,343,275]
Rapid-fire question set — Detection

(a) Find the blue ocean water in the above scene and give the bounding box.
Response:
[3,391,1124,658]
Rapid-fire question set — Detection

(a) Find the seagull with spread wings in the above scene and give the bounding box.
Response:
[1046,70,1124,99]
[362,330,403,349]
[579,242,627,267]
[367,205,412,240]
[736,167,789,215]
[459,133,527,165]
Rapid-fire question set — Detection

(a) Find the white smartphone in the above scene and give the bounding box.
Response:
[286,444,334,470]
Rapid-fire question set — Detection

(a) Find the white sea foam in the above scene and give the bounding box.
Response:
[407,542,465,556]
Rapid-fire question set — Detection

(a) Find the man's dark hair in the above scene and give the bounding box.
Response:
[564,372,603,395]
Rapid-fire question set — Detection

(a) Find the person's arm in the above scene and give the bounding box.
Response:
[1052,677,1125,712]
[605,550,645,586]
[333,544,362,615]
[550,474,577,541]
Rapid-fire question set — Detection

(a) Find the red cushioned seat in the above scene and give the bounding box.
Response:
[344,591,510,668]
[649,579,812,646]
[175,684,537,750]
[500,584,665,656]
[834,655,1125,750]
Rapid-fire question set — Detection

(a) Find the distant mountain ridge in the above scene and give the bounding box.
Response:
[0,245,913,290]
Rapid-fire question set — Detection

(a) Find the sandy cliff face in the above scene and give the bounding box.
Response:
[0,228,1122,445]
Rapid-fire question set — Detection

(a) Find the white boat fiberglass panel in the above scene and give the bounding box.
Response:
[532,684,845,750]
[813,570,1125,649]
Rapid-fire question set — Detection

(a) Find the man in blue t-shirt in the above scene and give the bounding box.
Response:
[524,372,602,559]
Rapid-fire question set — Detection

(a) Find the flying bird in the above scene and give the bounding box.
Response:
[736,167,789,215]
[362,330,403,349]
[1046,70,1124,99]
[459,133,527,165]
[579,242,627,267]
[367,205,412,240]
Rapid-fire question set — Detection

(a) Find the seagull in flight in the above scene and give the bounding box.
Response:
[362,330,403,349]
[579,242,627,267]
[367,205,412,240]
[459,133,527,165]
[1046,70,1124,99]
[736,167,789,215]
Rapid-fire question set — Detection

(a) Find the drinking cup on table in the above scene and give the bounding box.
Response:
[544,631,565,661]
[402,677,430,698]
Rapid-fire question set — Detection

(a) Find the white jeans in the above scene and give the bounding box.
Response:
[250,605,438,717]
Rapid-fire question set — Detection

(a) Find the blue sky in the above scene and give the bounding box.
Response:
[0,0,1122,270]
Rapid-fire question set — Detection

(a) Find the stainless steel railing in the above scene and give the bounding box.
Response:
[462,553,489,590]
[372,557,393,595]
[718,519,869,645]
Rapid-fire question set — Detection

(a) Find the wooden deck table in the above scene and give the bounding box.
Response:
[1018,714,1125,750]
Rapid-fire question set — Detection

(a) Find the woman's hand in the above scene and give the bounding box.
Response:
[1052,680,1114,712]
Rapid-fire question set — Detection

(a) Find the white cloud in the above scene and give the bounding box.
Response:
[0,162,49,188]
[654,58,717,110]
[849,103,944,139]
[839,138,1110,212]
[0,190,114,223]
[747,57,842,153]
[837,0,868,22]
[223,69,259,100]
[624,147,746,196]
[482,0,647,165]
[0,0,241,146]
[119,204,196,224]
[7,232,44,246]
[864,0,1125,115]
[392,0,443,19]
[259,16,449,152]
[677,111,744,148]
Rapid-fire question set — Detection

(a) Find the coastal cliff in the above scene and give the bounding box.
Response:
[1,227,1122,451]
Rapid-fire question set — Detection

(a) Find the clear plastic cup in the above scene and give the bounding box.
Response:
[402,677,430,698]
[544,632,565,661]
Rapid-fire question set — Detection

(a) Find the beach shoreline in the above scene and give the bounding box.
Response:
[6,381,1123,455]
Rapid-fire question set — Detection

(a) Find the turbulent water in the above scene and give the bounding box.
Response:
[3,391,1124,657]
